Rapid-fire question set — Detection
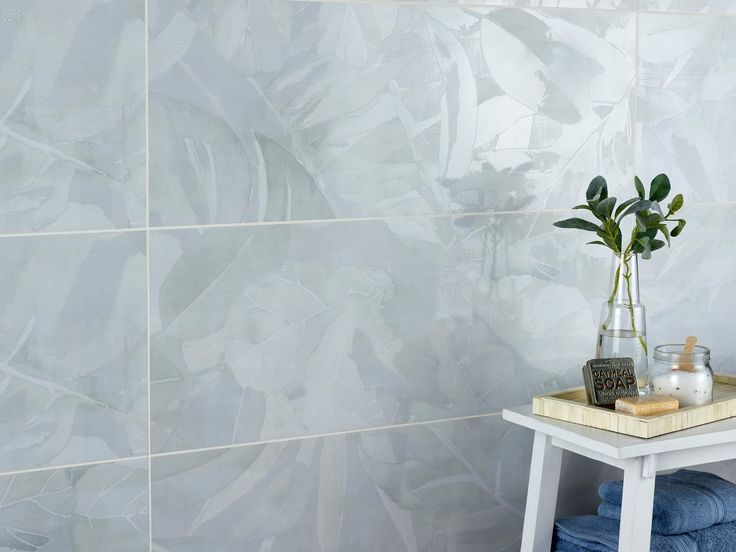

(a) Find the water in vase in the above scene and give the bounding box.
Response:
[597,328,649,393]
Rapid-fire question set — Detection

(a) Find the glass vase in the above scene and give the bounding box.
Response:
[595,253,649,393]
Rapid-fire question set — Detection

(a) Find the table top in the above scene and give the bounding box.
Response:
[503,404,736,459]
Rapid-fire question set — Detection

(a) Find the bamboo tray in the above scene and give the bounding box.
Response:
[533,374,736,438]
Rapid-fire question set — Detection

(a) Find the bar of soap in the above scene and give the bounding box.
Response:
[615,395,679,416]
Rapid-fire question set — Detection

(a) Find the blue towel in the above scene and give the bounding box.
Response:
[554,514,736,552]
[597,469,736,535]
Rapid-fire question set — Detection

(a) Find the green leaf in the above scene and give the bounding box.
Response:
[668,193,684,213]
[553,218,601,232]
[634,176,646,200]
[643,213,662,228]
[615,197,639,218]
[618,199,652,220]
[575,203,606,222]
[671,219,687,237]
[651,239,666,251]
[650,201,665,218]
[642,227,658,240]
[596,197,617,218]
[586,240,609,248]
[649,173,671,202]
[658,224,671,246]
[586,176,608,202]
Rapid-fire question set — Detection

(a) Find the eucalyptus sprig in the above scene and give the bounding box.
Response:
[554,174,686,355]
[554,174,686,260]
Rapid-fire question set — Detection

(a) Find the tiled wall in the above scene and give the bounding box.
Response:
[1,0,735,549]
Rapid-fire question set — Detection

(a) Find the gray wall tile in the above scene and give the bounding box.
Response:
[151,415,528,552]
[638,13,736,202]
[0,0,145,233]
[0,459,148,551]
[149,216,580,453]
[0,233,148,471]
[463,0,634,8]
[641,1,736,13]
[149,0,635,226]
[642,204,736,374]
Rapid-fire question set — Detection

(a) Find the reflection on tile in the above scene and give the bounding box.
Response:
[0,459,148,552]
[642,0,736,13]
[149,214,613,452]
[152,415,529,552]
[148,0,635,225]
[0,233,147,471]
[637,14,736,202]
[0,0,145,233]
[643,204,736,375]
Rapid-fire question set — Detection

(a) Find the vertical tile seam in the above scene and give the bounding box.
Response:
[144,0,152,547]
[633,8,639,176]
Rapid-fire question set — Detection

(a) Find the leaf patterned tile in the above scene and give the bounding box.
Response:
[641,0,736,13]
[642,204,736,375]
[148,0,635,226]
[148,213,612,452]
[0,233,147,471]
[0,459,148,551]
[463,0,635,8]
[637,13,736,202]
[0,0,145,234]
[151,415,529,552]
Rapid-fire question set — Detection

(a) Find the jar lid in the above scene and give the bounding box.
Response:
[654,344,710,363]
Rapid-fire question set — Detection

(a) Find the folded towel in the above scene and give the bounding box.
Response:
[554,514,736,552]
[598,469,736,535]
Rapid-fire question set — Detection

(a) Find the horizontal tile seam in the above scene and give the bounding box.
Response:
[151,411,505,459]
[0,411,504,478]
[0,200,732,239]
[0,454,149,479]
[284,0,638,13]
[280,0,736,17]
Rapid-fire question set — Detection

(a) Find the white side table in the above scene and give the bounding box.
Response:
[503,405,736,552]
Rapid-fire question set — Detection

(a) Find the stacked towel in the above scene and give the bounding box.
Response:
[598,469,736,534]
[554,514,736,552]
[553,470,736,552]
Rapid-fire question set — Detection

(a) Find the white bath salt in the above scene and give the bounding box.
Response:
[651,370,713,407]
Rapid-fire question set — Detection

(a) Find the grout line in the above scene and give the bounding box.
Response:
[1,200,735,241]
[144,0,153,547]
[0,226,146,241]
[633,9,639,176]
[0,455,149,479]
[0,412,504,479]
[279,0,736,18]
[150,411,505,460]
[287,0,638,14]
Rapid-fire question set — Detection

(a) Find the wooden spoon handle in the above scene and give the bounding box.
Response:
[681,336,698,372]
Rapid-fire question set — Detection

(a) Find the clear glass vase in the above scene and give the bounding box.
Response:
[596,253,649,393]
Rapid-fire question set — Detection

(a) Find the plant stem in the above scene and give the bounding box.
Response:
[622,255,648,354]
[601,253,647,355]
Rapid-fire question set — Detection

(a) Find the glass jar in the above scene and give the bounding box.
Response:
[650,345,713,407]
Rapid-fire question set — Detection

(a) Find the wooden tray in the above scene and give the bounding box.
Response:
[532,374,736,439]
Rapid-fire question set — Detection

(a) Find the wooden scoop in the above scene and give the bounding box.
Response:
[679,336,698,372]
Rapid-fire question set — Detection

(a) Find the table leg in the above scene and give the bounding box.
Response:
[618,455,656,552]
[520,431,563,552]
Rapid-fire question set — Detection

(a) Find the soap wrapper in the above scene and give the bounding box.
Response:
[582,358,639,407]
